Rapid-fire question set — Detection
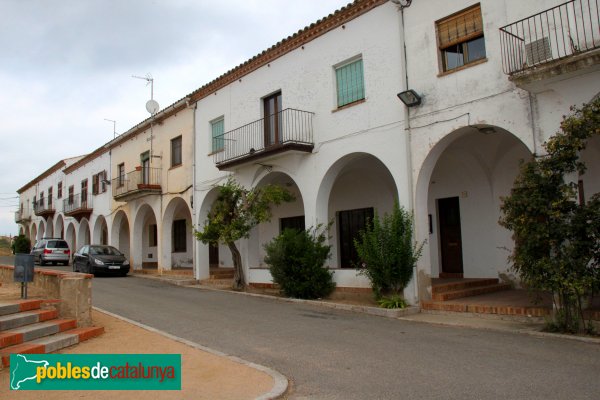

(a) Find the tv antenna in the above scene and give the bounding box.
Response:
[132,73,159,115]
[104,118,117,138]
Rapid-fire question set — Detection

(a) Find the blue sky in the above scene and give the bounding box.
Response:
[0,0,351,235]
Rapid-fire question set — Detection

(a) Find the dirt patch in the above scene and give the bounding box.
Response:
[0,310,274,399]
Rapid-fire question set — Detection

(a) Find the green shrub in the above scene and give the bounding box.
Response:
[354,202,423,300]
[377,295,408,309]
[11,235,31,254]
[264,226,335,299]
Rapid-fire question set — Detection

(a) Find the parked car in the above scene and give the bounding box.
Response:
[30,238,70,266]
[73,245,130,276]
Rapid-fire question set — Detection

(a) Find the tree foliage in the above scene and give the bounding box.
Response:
[500,99,600,333]
[11,235,31,254]
[354,202,423,300]
[195,178,294,289]
[264,225,335,299]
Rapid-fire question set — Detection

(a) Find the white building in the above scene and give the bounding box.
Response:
[16,0,599,305]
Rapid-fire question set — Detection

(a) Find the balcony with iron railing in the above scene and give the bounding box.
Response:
[15,210,31,223]
[63,192,93,222]
[112,167,161,201]
[33,198,55,218]
[499,0,600,86]
[213,108,314,170]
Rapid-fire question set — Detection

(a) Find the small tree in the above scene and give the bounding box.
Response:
[11,235,31,254]
[195,178,294,290]
[354,202,423,301]
[500,99,600,333]
[264,226,335,299]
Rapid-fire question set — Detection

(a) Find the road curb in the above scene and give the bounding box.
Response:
[92,306,289,400]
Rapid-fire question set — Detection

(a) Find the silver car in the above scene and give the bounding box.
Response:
[31,238,71,266]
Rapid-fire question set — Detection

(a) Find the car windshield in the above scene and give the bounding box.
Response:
[47,241,68,249]
[89,246,122,256]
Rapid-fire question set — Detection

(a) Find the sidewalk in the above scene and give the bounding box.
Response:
[0,280,287,400]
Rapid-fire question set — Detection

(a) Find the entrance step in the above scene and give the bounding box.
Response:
[0,299,104,368]
[432,279,511,301]
[209,268,234,279]
[421,300,551,318]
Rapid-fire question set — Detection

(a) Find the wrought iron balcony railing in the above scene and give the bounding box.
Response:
[500,0,600,74]
[112,167,161,200]
[33,198,55,216]
[213,108,314,169]
[15,210,30,223]
[63,192,93,215]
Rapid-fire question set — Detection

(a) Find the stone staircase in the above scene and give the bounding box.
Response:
[430,278,511,301]
[0,299,104,368]
[199,268,234,289]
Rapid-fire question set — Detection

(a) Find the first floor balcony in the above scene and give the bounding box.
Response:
[64,193,93,222]
[33,198,55,218]
[499,0,600,89]
[14,210,30,224]
[213,108,314,170]
[112,167,162,202]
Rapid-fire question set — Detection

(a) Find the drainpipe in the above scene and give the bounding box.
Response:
[187,98,198,280]
[391,0,418,303]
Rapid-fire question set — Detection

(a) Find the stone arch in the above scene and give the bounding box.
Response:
[196,186,226,280]
[38,220,46,240]
[65,222,77,258]
[93,215,109,245]
[414,125,533,295]
[110,210,130,261]
[316,152,399,270]
[77,218,91,250]
[161,197,193,270]
[30,224,37,242]
[45,216,54,238]
[132,204,158,270]
[54,214,64,239]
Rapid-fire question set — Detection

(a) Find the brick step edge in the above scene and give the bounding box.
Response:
[432,284,512,301]
[1,326,104,368]
[432,279,500,295]
[0,319,77,349]
[0,299,43,316]
[421,301,552,317]
[0,309,59,331]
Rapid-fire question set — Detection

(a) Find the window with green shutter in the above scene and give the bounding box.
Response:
[335,58,365,108]
[211,118,224,153]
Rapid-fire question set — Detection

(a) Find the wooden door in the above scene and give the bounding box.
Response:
[438,197,464,274]
[209,242,219,268]
[338,207,374,269]
[264,92,282,147]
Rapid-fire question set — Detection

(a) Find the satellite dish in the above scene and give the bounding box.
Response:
[146,99,159,115]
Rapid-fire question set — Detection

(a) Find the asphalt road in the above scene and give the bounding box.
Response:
[2,257,599,399]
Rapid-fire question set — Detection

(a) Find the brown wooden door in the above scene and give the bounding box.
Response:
[438,197,464,274]
[209,242,219,268]
[264,92,282,147]
[338,207,374,269]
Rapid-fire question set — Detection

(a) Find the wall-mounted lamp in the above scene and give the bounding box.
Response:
[397,90,422,107]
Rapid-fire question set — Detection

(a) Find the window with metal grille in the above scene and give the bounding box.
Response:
[280,215,305,233]
[173,219,187,252]
[437,4,486,72]
[171,135,182,167]
[81,179,88,204]
[211,118,224,153]
[57,182,62,199]
[335,58,365,107]
[117,163,125,187]
[48,187,52,208]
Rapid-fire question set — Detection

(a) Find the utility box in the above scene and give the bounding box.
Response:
[14,253,34,283]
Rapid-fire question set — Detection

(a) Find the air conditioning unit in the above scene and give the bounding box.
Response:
[525,37,552,65]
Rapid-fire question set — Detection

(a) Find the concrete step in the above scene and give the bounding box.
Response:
[199,278,234,289]
[0,299,43,316]
[432,279,500,295]
[1,326,104,367]
[0,319,77,349]
[0,309,58,331]
[432,283,512,301]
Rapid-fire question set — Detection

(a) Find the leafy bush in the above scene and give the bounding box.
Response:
[377,295,408,309]
[354,202,423,300]
[11,235,31,254]
[264,226,335,299]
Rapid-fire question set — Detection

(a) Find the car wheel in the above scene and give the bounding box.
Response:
[39,256,46,266]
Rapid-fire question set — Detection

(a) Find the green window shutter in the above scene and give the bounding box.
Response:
[211,119,224,152]
[336,59,365,107]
